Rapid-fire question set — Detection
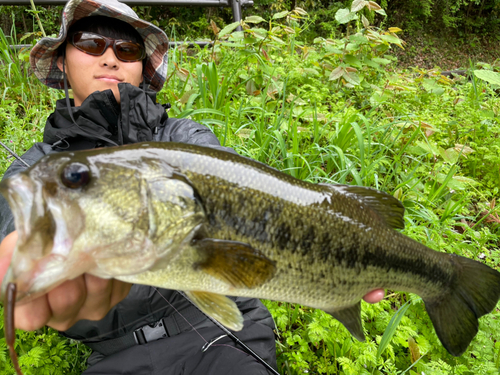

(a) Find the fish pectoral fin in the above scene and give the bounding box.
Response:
[327,302,365,342]
[194,238,276,289]
[185,291,244,331]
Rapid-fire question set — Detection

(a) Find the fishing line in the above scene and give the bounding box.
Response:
[74,287,277,372]
[154,289,251,357]
[0,141,29,168]
[153,288,208,344]
[177,291,281,375]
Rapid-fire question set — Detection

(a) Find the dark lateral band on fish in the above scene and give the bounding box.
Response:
[1,141,499,365]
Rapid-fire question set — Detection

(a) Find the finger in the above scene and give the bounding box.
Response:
[75,276,132,321]
[14,296,52,331]
[47,276,132,331]
[74,275,115,322]
[45,277,87,331]
[0,231,17,283]
[363,289,385,304]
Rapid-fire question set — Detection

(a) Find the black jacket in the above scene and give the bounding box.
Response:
[0,84,277,374]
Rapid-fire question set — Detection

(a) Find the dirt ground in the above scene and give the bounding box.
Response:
[392,32,500,70]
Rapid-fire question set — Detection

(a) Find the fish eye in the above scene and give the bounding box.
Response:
[61,162,91,189]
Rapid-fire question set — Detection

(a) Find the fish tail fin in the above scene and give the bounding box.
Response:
[424,255,500,356]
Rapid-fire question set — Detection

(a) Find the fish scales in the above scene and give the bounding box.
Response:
[143,145,454,302]
[1,141,500,359]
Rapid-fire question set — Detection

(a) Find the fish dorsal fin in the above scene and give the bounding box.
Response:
[185,291,244,331]
[322,184,405,230]
[193,238,276,289]
[327,301,365,341]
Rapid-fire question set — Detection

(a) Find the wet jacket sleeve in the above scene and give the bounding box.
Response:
[155,117,237,154]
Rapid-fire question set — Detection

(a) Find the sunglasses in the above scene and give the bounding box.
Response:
[69,31,146,62]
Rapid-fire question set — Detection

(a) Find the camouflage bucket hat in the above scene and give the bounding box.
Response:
[30,0,169,92]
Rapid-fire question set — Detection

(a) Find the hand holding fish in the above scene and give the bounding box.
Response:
[0,231,132,332]
[0,230,385,333]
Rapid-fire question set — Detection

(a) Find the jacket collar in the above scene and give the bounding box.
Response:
[43,83,166,148]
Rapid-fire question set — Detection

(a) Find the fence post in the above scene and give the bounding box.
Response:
[230,0,243,31]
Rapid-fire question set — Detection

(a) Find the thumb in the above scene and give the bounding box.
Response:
[0,231,17,287]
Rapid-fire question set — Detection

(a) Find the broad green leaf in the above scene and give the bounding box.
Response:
[243,36,258,44]
[227,31,244,42]
[440,147,459,164]
[453,175,479,185]
[246,79,258,95]
[294,7,308,16]
[351,0,366,12]
[370,91,391,105]
[329,66,344,80]
[349,34,368,44]
[272,10,289,19]
[344,54,362,67]
[218,21,241,37]
[245,16,266,24]
[346,42,360,51]
[435,172,464,190]
[362,15,370,28]
[416,140,439,155]
[325,47,344,54]
[422,79,445,95]
[375,8,387,15]
[363,58,381,69]
[343,70,360,85]
[454,144,474,155]
[367,1,382,10]
[335,8,358,24]
[474,70,500,86]
[252,28,268,37]
[380,34,401,45]
[372,57,392,65]
[268,35,286,45]
[366,30,381,40]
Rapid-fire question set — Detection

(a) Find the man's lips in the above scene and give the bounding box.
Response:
[95,75,123,83]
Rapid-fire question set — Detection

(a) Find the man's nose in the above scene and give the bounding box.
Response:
[100,45,119,67]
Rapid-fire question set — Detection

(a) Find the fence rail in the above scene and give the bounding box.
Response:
[0,0,252,6]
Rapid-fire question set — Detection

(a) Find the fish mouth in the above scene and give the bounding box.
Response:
[0,174,37,244]
[0,173,81,302]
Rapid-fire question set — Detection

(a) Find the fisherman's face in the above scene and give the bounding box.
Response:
[56,41,143,106]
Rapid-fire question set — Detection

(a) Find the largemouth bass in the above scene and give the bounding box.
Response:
[1,142,499,359]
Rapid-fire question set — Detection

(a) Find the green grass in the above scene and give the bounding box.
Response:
[1,5,500,375]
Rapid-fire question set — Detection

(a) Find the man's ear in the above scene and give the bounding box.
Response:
[56,55,64,72]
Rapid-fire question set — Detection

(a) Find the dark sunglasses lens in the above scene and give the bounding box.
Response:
[73,33,106,55]
[115,41,144,61]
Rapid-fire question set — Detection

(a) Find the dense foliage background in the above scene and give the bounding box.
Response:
[0,0,499,374]
[2,0,499,69]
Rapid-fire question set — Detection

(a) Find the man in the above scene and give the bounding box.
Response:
[0,0,384,373]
